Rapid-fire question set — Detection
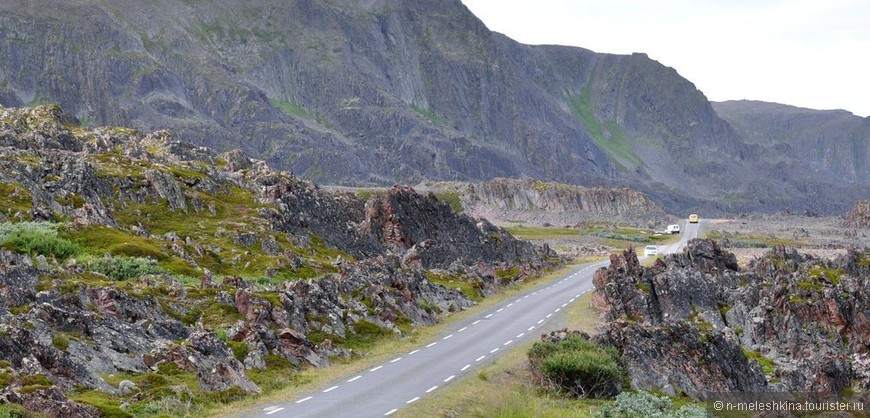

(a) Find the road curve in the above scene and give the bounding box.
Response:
[252,220,702,417]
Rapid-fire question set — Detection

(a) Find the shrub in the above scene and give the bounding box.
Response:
[595,391,706,418]
[0,222,79,259]
[88,256,162,281]
[528,335,622,398]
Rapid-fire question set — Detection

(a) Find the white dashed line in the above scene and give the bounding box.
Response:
[472,320,481,325]
[476,355,486,362]
[406,397,420,404]
[485,314,493,318]
[537,319,544,324]
[561,303,568,308]
[546,313,553,318]
[348,375,362,382]
[443,334,453,340]
[444,375,455,382]
[507,303,513,307]
[555,308,561,312]
[296,396,313,404]
[458,327,468,333]
[426,342,437,348]
[409,349,420,355]
[490,348,499,354]
[385,409,398,416]
[426,385,439,393]
[576,294,582,298]
[504,340,513,346]
[390,357,403,363]
[370,366,382,372]
[570,298,576,303]
[461,364,471,371]
[527,326,535,331]
[496,308,503,313]
[324,385,339,393]
[265,407,285,415]
[516,333,525,338]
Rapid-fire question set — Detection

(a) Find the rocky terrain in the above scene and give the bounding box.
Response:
[591,239,870,400]
[0,104,558,416]
[0,1,867,214]
[843,200,870,228]
[422,178,671,227]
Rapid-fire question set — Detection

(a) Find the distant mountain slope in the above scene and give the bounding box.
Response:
[0,0,867,213]
[713,100,870,184]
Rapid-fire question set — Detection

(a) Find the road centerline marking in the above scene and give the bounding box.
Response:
[461,364,471,371]
[296,396,313,404]
[426,385,439,393]
[324,385,339,393]
[265,407,285,415]
[348,375,362,382]
[444,375,455,382]
[406,397,420,404]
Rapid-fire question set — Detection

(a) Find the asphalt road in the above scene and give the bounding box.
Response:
[254,220,701,417]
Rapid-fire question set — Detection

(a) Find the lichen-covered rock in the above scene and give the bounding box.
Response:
[592,239,870,398]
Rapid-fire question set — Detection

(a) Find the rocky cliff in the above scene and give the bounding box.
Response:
[0,104,558,416]
[592,240,870,399]
[1,0,865,214]
[842,200,870,228]
[456,178,669,226]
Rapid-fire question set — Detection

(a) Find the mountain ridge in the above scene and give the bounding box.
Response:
[0,0,867,213]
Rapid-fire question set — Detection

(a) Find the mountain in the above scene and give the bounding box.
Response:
[0,0,867,213]
[713,100,870,185]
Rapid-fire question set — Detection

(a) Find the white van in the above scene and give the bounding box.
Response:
[666,224,681,234]
[644,245,659,256]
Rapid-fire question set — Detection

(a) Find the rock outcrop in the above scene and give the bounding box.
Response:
[592,239,870,398]
[0,104,561,415]
[842,200,870,228]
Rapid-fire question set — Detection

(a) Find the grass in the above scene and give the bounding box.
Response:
[567,90,642,170]
[409,103,447,126]
[270,99,311,120]
[209,262,593,417]
[396,290,607,417]
[703,230,807,248]
[506,226,581,240]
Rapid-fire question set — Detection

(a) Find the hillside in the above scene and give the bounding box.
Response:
[713,100,870,184]
[2,0,866,213]
[0,104,558,416]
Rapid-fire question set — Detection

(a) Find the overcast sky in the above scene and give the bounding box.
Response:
[461,0,870,117]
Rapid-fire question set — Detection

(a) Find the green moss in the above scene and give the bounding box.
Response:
[52,335,70,351]
[0,183,33,217]
[808,265,843,285]
[743,349,775,374]
[19,374,52,393]
[8,305,31,315]
[227,341,249,362]
[796,281,823,292]
[0,402,26,417]
[635,283,651,293]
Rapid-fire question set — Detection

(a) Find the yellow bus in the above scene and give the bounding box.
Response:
[688,214,699,223]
